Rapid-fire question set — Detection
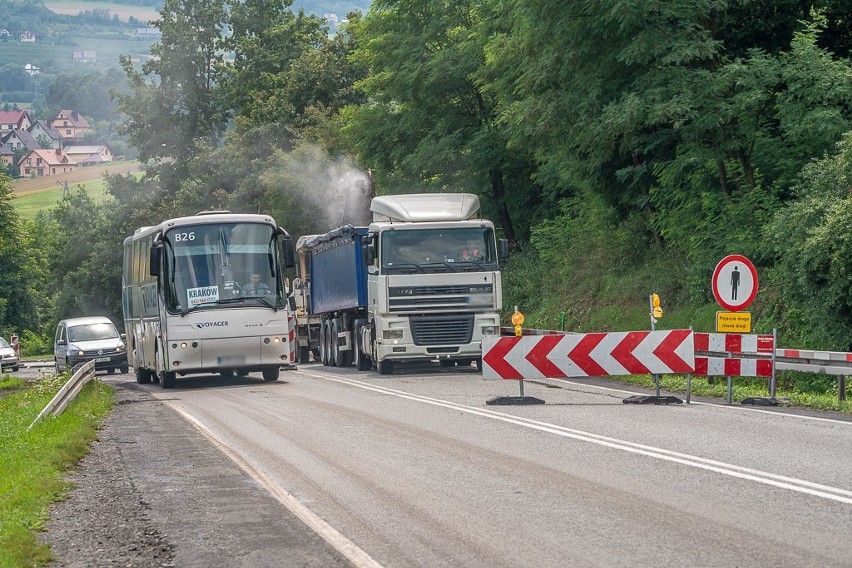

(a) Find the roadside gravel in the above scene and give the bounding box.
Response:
[39,373,349,568]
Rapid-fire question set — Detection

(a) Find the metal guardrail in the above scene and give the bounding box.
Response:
[28,360,96,431]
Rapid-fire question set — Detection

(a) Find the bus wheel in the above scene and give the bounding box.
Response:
[135,367,151,384]
[161,371,176,389]
[262,367,280,381]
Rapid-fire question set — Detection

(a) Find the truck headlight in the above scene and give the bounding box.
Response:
[481,325,499,336]
[382,330,404,340]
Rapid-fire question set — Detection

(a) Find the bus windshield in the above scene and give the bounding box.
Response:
[381,227,497,274]
[162,222,284,313]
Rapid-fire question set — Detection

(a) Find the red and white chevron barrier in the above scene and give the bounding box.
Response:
[482,330,694,380]
[693,332,774,378]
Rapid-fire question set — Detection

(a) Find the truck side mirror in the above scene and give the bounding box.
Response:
[363,241,375,266]
[498,239,510,260]
[149,245,161,276]
[282,236,296,268]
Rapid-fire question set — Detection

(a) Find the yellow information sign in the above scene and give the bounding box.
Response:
[716,311,751,333]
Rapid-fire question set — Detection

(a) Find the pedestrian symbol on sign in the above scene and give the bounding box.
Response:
[712,255,758,312]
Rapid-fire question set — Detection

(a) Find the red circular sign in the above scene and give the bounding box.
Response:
[711,255,758,311]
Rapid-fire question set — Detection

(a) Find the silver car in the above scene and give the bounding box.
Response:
[54,317,128,374]
[0,337,20,372]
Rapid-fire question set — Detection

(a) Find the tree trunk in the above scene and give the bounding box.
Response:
[489,168,516,244]
[738,148,756,191]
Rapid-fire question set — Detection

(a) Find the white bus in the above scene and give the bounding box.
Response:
[122,211,296,388]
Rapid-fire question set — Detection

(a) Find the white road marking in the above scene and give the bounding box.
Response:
[165,402,386,568]
[298,369,852,506]
[546,377,852,426]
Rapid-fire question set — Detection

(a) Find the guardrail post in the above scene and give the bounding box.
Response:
[840,375,847,403]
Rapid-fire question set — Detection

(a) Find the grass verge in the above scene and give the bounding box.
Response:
[0,375,114,567]
[613,372,852,413]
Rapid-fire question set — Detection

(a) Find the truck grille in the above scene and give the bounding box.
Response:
[389,284,493,313]
[410,314,474,346]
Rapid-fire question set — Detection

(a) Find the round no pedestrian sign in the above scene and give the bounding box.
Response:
[712,255,758,312]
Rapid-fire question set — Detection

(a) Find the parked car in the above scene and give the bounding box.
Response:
[54,317,128,374]
[0,337,19,372]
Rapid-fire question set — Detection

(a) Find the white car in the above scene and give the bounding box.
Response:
[0,337,20,372]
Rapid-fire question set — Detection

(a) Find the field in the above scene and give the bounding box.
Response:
[12,161,143,219]
[44,1,160,23]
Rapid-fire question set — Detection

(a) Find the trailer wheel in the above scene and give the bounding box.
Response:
[327,321,337,366]
[334,320,351,368]
[319,320,330,365]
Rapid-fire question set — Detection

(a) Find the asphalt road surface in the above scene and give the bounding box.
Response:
[16,361,852,567]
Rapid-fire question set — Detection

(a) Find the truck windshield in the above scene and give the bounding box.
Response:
[381,227,497,274]
[162,222,284,313]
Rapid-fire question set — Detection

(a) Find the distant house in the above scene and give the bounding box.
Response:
[72,51,97,63]
[50,110,92,141]
[0,146,14,167]
[135,28,161,40]
[0,110,32,132]
[64,144,113,165]
[18,148,77,177]
[1,129,38,152]
[28,120,63,149]
[20,31,35,43]
[24,63,40,76]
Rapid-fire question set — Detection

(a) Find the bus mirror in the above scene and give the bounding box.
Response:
[149,246,161,276]
[498,239,510,260]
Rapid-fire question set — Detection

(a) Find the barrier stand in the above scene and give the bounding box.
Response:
[486,307,545,406]
[741,329,782,406]
[685,327,693,404]
[623,293,683,405]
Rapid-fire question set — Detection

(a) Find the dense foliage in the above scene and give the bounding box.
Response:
[1,0,851,362]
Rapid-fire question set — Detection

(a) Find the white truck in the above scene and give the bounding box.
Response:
[291,193,507,374]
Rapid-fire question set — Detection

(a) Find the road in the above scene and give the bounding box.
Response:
[14,361,852,566]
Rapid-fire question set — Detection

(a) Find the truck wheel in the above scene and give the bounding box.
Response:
[262,367,280,381]
[377,359,395,375]
[160,371,176,389]
[354,329,370,371]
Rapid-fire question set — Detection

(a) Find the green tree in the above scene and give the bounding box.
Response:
[0,175,38,335]
[344,0,542,242]
[115,0,229,194]
[224,0,327,130]
[764,133,852,350]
